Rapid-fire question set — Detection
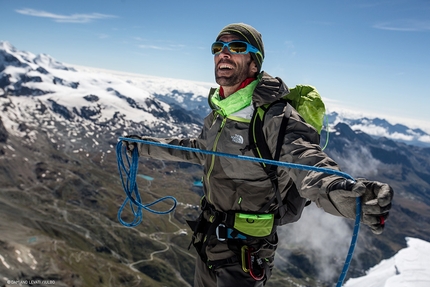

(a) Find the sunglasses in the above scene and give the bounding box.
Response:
[211,40,261,56]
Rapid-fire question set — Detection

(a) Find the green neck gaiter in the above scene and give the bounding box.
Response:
[210,79,259,117]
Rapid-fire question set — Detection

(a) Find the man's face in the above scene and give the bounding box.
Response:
[214,35,257,87]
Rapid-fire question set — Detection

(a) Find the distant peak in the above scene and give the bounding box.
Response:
[34,53,68,70]
[0,41,75,72]
[0,41,17,53]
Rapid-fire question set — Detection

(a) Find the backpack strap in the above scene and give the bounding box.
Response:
[244,100,293,216]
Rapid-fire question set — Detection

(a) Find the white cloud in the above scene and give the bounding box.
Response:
[98,34,110,39]
[137,43,186,51]
[329,144,381,178]
[138,44,174,51]
[16,8,117,23]
[350,124,388,137]
[276,205,359,282]
[418,134,430,143]
[373,19,430,31]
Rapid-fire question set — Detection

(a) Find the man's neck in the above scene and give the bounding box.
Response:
[221,85,240,98]
[220,77,256,98]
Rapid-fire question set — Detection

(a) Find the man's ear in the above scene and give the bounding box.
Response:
[249,60,258,76]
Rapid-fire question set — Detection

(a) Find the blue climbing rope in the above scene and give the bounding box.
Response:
[116,141,177,227]
[116,137,361,286]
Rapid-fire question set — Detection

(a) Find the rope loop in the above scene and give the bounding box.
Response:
[116,141,177,228]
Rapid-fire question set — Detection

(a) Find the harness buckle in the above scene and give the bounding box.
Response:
[216,224,227,241]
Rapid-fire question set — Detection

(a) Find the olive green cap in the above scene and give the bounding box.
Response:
[216,23,264,72]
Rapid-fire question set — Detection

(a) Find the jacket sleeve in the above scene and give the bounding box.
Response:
[133,113,213,166]
[268,107,344,216]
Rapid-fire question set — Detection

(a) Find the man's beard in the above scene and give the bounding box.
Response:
[215,59,251,87]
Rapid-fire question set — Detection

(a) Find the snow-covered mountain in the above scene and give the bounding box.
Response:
[327,112,430,148]
[344,237,430,287]
[1,40,429,148]
[0,41,212,142]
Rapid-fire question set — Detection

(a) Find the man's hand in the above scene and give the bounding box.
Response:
[328,178,394,234]
[122,135,142,153]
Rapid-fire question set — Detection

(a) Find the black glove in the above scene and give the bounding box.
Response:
[328,178,394,234]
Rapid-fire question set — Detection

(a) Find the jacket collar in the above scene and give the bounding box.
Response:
[207,72,290,115]
[252,71,290,107]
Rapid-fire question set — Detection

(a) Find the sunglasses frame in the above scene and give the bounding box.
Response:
[211,40,261,57]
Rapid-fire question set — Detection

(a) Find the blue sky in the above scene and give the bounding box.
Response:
[1,0,429,129]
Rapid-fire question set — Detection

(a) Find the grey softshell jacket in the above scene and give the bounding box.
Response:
[134,72,344,217]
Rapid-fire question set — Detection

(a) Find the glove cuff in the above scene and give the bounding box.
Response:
[327,179,355,192]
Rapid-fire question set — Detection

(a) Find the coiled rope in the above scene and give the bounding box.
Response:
[116,141,178,227]
[116,137,361,287]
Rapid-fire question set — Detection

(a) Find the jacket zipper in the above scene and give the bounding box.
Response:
[206,116,227,204]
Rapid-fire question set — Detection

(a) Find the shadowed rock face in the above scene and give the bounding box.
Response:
[0,116,7,143]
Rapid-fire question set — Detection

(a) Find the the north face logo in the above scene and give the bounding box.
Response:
[231,134,244,144]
